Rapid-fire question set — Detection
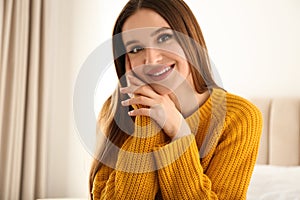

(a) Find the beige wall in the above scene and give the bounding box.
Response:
[186,0,300,98]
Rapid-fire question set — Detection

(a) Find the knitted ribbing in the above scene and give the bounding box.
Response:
[92,89,262,199]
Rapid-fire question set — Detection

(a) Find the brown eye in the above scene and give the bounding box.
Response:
[157,33,173,43]
[129,46,144,54]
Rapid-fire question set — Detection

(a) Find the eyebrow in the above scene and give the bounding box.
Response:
[125,40,139,47]
[150,27,171,37]
[124,27,171,47]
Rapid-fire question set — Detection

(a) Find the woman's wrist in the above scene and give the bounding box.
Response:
[170,116,191,142]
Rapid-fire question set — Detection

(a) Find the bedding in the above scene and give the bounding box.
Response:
[247,165,300,200]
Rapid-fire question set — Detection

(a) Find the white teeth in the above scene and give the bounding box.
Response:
[152,66,171,76]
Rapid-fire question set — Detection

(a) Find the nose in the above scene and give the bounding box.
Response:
[144,48,162,64]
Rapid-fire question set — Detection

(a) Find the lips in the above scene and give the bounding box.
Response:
[146,64,175,81]
[151,66,172,76]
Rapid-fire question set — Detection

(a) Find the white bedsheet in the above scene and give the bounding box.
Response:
[247,165,300,200]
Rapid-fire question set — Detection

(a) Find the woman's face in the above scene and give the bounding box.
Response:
[122,8,193,94]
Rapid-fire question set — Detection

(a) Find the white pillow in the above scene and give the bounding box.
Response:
[247,164,300,200]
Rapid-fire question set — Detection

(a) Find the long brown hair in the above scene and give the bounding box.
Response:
[89,0,219,198]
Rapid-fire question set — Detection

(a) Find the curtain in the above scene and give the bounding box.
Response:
[0,0,48,199]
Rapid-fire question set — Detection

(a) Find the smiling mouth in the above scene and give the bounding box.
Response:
[151,66,172,76]
[146,64,175,81]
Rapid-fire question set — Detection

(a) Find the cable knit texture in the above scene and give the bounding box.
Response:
[92,89,263,199]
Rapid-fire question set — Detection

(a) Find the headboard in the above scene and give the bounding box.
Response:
[251,98,300,166]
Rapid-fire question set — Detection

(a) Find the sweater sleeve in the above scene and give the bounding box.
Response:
[152,102,262,199]
[92,114,168,200]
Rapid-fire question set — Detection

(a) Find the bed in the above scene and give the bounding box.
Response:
[247,98,300,199]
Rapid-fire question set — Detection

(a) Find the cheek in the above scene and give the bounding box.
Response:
[125,54,131,73]
[125,63,131,73]
[127,54,144,66]
[164,43,190,76]
[125,55,139,76]
[176,57,190,77]
[127,55,145,75]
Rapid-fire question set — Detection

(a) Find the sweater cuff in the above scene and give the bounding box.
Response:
[153,134,199,169]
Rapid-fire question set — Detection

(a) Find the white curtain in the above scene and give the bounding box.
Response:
[0,0,48,199]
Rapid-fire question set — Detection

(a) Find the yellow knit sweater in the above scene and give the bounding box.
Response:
[92,89,263,199]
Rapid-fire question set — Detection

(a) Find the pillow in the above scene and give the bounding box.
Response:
[247,164,300,200]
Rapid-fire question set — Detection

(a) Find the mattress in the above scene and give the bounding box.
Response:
[247,165,300,200]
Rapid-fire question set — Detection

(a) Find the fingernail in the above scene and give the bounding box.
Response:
[121,100,128,106]
[120,88,125,93]
[128,111,133,116]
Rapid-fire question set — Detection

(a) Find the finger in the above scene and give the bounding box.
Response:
[120,84,158,98]
[120,85,139,94]
[128,108,150,117]
[127,74,145,86]
[121,96,155,107]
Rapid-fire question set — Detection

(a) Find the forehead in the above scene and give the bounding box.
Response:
[122,8,170,32]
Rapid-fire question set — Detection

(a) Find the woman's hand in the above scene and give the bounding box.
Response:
[120,75,191,140]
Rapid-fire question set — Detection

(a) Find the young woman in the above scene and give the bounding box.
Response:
[90,0,262,199]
